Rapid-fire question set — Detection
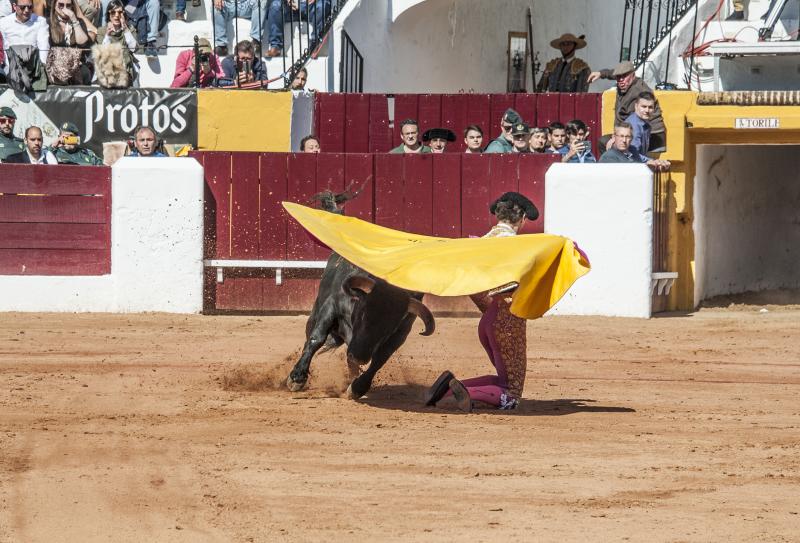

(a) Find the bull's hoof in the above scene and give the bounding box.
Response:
[286,376,307,392]
[345,383,363,400]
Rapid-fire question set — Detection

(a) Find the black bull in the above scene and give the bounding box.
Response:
[286,254,435,398]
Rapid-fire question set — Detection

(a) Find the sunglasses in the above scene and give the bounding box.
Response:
[56,2,71,7]
[512,134,528,140]
[16,4,34,10]
[0,117,15,124]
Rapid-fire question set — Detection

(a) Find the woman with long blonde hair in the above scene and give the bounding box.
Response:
[47,0,97,84]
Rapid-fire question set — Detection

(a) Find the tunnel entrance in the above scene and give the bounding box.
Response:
[694,144,800,307]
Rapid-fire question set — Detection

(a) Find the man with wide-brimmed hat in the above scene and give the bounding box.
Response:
[536,33,592,93]
[588,60,666,152]
[0,106,24,161]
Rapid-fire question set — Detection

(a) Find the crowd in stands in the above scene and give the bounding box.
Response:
[296,61,670,171]
[0,104,166,164]
[0,0,324,91]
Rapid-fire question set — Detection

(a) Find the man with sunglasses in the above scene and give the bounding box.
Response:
[485,108,523,154]
[0,106,24,161]
[0,0,49,69]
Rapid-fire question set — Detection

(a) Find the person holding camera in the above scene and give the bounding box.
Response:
[49,122,103,165]
[171,38,223,88]
[560,119,596,164]
[221,39,266,86]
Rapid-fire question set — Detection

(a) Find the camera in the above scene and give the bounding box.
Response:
[242,59,252,74]
[63,135,80,145]
[199,53,210,63]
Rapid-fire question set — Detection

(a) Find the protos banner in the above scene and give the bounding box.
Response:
[0,86,198,154]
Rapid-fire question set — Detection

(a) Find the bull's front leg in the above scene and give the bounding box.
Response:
[286,318,332,392]
[347,316,415,399]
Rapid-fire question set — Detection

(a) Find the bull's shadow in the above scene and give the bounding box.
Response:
[358,384,636,416]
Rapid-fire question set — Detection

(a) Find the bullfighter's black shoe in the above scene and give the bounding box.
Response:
[424,370,455,406]
[449,378,473,413]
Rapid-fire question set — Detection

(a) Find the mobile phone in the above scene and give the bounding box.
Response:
[63,135,80,145]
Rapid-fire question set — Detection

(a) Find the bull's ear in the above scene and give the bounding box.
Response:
[344,275,376,297]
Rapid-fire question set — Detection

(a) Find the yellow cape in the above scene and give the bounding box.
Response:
[283,202,590,319]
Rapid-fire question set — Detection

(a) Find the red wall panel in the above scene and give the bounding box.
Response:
[514,94,537,128]
[344,94,370,153]
[344,153,374,222]
[368,94,392,153]
[230,153,260,259]
[286,153,319,260]
[374,153,405,230]
[460,153,493,238]
[558,93,577,122]
[402,154,433,235]
[317,93,346,153]
[535,93,560,126]
[417,94,442,135]
[518,154,558,234]
[489,153,519,201]
[202,152,232,258]
[431,153,461,238]
[259,153,288,260]
[393,94,419,149]
[441,94,468,153]
[489,94,516,140]
[464,94,492,144]
[314,153,345,259]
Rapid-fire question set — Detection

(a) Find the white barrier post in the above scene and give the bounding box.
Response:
[111,157,205,313]
[545,163,654,318]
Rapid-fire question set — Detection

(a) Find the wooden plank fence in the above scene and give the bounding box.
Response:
[0,164,111,276]
[193,151,559,311]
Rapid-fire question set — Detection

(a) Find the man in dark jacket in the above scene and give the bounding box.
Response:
[0,106,24,160]
[221,39,267,86]
[589,61,666,152]
[5,125,58,164]
[536,33,592,93]
[600,122,670,171]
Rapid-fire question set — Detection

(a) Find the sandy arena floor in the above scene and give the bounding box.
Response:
[1,307,799,542]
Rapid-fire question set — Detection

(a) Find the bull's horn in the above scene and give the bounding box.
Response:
[407,298,435,336]
[345,275,376,295]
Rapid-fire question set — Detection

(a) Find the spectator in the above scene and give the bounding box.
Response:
[221,39,267,86]
[99,0,159,58]
[49,121,103,165]
[300,134,320,152]
[279,0,331,53]
[94,0,138,88]
[0,106,24,160]
[463,124,483,153]
[536,32,591,93]
[423,128,455,154]
[484,108,521,153]
[5,125,58,163]
[625,91,656,157]
[213,0,277,57]
[78,0,102,27]
[528,127,548,153]
[47,0,96,85]
[546,122,567,153]
[390,119,431,154]
[600,123,670,171]
[0,0,49,91]
[588,61,666,152]
[510,123,531,153]
[128,125,165,157]
[171,38,223,88]
[290,66,307,90]
[561,119,596,163]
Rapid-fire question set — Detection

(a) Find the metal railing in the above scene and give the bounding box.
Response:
[620,0,698,67]
[339,29,363,92]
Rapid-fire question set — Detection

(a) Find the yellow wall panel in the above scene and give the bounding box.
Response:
[197,90,293,151]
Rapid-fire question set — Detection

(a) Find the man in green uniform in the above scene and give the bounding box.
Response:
[50,122,104,166]
[0,107,25,161]
[484,108,522,154]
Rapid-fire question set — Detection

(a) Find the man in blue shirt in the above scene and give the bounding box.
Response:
[560,119,596,163]
[129,126,166,157]
[625,91,656,159]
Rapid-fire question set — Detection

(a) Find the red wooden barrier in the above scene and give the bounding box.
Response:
[314,93,603,156]
[0,164,111,275]
[195,152,560,311]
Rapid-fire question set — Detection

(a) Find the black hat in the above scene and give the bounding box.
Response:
[502,108,522,125]
[490,192,539,221]
[511,122,530,136]
[60,121,80,135]
[422,128,456,142]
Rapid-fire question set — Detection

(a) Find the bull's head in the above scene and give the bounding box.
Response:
[343,275,435,364]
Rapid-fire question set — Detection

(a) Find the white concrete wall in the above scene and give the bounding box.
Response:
[694,145,800,305]
[338,0,623,94]
[545,163,654,318]
[0,159,205,313]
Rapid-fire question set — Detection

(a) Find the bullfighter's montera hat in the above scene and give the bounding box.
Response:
[490,192,540,221]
